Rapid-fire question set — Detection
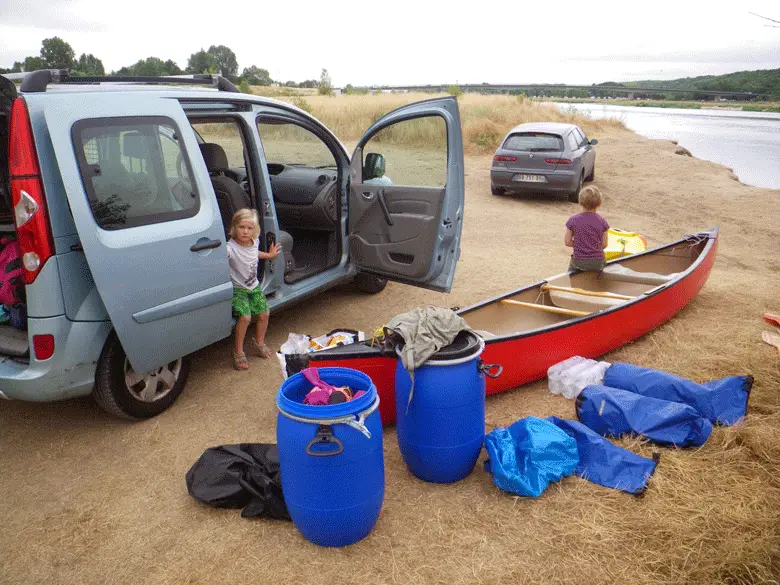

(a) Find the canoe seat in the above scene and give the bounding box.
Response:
[601,264,679,285]
[549,289,625,313]
[473,329,497,339]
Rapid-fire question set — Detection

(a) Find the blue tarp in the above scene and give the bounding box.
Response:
[484,417,578,497]
[577,385,713,447]
[604,363,751,426]
[546,417,659,495]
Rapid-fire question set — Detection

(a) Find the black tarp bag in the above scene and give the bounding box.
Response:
[185,443,291,520]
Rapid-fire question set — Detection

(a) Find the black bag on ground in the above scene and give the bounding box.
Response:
[185,443,291,520]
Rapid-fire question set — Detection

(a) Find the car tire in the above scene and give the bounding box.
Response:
[93,332,191,420]
[568,172,584,203]
[354,272,388,294]
[491,184,506,196]
[585,165,595,182]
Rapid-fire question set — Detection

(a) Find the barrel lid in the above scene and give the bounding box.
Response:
[428,330,482,361]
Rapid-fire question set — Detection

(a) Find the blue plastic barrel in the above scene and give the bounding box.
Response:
[395,331,501,483]
[276,367,384,547]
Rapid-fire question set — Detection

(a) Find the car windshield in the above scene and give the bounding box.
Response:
[503,133,563,152]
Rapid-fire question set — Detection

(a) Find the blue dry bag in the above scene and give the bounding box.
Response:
[576,385,713,447]
[604,363,751,426]
[484,417,578,497]
[546,417,659,495]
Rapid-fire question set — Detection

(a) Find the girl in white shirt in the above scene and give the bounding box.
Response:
[227,209,282,370]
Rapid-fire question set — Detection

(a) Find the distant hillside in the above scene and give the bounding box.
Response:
[624,68,780,97]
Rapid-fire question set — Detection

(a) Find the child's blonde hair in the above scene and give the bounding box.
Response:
[229,208,261,240]
[578,186,602,210]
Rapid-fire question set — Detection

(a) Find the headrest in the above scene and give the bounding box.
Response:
[122,132,147,159]
[199,143,229,173]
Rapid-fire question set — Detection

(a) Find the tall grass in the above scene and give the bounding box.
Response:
[273,93,624,154]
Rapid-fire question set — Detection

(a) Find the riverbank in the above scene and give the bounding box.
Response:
[0,96,778,584]
[539,96,780,113]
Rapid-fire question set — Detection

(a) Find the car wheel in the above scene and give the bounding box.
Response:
[568,172,584,203]
[93,332,191,420]
[585,165,595,182]
[354,272,388,294]
[491,184,506,196]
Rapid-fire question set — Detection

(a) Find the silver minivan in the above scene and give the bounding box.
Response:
[0,71,464,418]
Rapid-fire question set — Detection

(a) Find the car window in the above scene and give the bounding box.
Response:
[362,115,447,187]
[190,121,246,168]
[503,133,563,152]
[575,127,587,145]
[567,132,579,151]
[256,119,336,169]
[74,117,198,230]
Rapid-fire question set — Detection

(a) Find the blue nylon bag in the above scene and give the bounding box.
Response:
[604,363,751,426]
[576,385,713,447]
[546,417,659,495]
[484,417,578,497]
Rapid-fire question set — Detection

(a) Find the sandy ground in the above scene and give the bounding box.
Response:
[1,127,779,584]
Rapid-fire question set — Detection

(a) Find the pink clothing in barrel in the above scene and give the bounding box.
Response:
[565,212,609,261]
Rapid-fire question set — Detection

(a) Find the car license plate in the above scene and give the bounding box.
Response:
[514,174,546,183]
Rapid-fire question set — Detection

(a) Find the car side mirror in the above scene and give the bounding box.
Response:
[589,139,598,146]
[363,152,386,180]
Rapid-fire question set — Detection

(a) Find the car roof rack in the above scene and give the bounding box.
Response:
[16,69,240,94]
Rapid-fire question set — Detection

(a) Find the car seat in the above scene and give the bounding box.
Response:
[199,143,295,274]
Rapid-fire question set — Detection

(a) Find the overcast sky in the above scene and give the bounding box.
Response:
[1,0,779,86]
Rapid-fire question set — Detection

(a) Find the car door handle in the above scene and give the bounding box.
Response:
[190,239,222,252]
[376,189,394,226]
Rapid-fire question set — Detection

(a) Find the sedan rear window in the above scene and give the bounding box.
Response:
[503,133,563,152]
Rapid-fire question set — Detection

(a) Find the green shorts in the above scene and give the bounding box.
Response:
[232,285,269,318]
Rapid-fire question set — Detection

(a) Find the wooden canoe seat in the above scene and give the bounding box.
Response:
[547,289,625,313]
[601,264,679,285]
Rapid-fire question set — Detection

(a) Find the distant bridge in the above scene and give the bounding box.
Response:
[357,84,767,101]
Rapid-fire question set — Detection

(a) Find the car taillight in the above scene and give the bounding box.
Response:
[493,155,517,162]
[33,334,55,360]
[545,158,572,165]
[9,97,53,284]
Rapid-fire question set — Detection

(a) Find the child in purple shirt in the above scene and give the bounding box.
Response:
[564,186,609,272]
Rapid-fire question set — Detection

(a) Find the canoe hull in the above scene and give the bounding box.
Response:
[310,230,718,425]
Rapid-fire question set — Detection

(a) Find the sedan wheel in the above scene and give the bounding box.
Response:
[568,172,584,203]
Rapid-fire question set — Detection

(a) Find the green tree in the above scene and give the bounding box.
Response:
[447,84,463,98]
[207,45,238,79]
[242,65,272,85]
[75,53,105,76]
[238,79,250,93]
[318,68,333,96]
[186,49,217,75]
[116,57,182,76]
[40,37,76,69]
[12,61,23,72]
[300,79,317,88]
[163,60,183,75]
[23,56,48,72]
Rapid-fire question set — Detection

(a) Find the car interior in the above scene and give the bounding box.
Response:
[190,117,342,285]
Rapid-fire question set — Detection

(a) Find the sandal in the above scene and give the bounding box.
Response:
[232,351,249,370]
[250,339,273,359]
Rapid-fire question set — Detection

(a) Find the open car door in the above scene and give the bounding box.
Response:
[348,97,464,292]
[42,93,232,373]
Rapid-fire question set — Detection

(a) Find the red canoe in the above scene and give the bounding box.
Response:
[309,228,719,425]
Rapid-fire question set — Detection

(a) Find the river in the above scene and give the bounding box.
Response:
[553,103,780,190]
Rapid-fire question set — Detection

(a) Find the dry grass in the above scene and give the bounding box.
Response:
[274,93,625,155]
[0,96,779,585]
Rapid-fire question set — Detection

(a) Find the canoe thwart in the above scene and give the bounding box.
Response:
[500,299,591,317]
